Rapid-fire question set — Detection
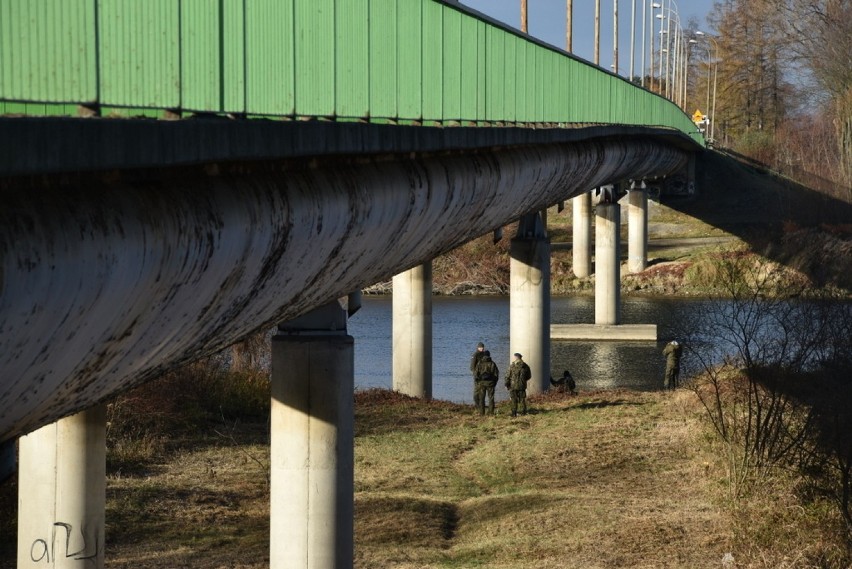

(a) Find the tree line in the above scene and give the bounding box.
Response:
[691,0,850,196]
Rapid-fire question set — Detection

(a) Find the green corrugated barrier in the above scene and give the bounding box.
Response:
[0,0,704,146]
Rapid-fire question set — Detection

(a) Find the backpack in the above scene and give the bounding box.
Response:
[476,358,498,382]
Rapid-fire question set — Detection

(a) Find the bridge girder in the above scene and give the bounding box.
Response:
[0,138,686,441]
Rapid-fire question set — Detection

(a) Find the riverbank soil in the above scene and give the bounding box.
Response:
[410,147,851,297]
[4,388,847,568]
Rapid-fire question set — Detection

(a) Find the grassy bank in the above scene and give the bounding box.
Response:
[4,384,848,568]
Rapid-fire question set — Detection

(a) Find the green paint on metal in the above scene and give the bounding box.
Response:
[475,20,486,121]
[245,0,294,115]
[336,0,369,118]
[98,0,180,108]
[0,0,704,145]
[296,0,334,116]
[441,8,461,121]
[397,2,422,119]
[421,0,442,122]
[222,0,246,113]
[485,25,504,121]
[0,0,97,102]
[504,34,516,123]
[180,0,220,111]
[369,0,397,119]
[459,16,478,121]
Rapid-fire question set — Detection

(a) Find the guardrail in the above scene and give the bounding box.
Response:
[0,0,704,145]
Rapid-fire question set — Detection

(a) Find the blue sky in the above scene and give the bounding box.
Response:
[459,0,716,78]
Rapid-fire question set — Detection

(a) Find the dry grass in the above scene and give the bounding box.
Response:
[354,389,732,569]
[2,388,848,568]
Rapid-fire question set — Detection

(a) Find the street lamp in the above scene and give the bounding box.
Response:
[630,0,636,82]
[684,38,697,109]
[595,0,601,65]
[613,0,618,75]
[566,0,573,52]
[650,2,661,91]
[695,30,719,141]
[656,4,682,103]
[655,11,665,93]
[640,0,647,86]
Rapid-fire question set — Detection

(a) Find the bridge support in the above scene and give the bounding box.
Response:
[392,262,432,399]
[572,193,592,278]
[510,213,551,395]
[627,182,648,274]
[272,302,354,569]
[17,405,106,569]
[595,202,621,325]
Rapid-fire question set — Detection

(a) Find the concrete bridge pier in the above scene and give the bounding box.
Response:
[595,199,621,325]
[510,212,551,395]
[17,405,106,568]
[272,300,355,569]
[392,262,433,400]
[627,181,648,274]
[571,192,592,278]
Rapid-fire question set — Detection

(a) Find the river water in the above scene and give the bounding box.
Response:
[348,294,711,403]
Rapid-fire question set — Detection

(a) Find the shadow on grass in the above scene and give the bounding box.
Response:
[671,149,852,290]
[356,495,459,546]
[354,388,469,437]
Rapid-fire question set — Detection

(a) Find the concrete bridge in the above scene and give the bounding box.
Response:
[0,0,702,567]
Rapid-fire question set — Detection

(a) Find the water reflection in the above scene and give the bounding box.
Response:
[348,294,851,403]
[349,295,705,403]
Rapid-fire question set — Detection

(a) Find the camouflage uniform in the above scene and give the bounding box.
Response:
[663,341,683,389]
[474,353,499,416]
[470,345,486,408]
[505,356,532,417]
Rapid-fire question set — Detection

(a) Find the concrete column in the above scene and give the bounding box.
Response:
[392,262,432,399]
[510,213,550,395]
[271,304,354,569]
[571,193,592,278]
[595,202,621,325]
[627,187,648,274]
[18,405,107,569]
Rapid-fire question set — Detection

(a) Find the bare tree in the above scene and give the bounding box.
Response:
[780,0,852,186]
[678,252,840,494]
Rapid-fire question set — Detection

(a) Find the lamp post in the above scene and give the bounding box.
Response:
[630,0,636,82]
[664,0,672,99]
[566,0,573,52]
[613,0,618,74]
[655,9,664,93]
[595,0,601,65]
[650,2,661,91]
[695,31,719,141]
[656,3,682,103]
[684,38,697,109]
[640,0,647,86]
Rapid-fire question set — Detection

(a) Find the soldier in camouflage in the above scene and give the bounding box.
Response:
[505,353,532,417]
[474,350,499,416]
[663,340,683,389]
[470,342,486,408]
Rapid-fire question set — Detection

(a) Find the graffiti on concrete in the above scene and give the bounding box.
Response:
[29,522,100,565]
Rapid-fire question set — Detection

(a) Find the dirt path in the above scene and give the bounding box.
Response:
[550,235,737,253]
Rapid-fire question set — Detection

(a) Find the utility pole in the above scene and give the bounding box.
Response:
[595,0,601,65]
[613,0,619,74]
[630,0,636,81]
[641,0,647,86]
[566,0,573,52]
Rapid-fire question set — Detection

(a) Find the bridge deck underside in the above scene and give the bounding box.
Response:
[0,137,686,441]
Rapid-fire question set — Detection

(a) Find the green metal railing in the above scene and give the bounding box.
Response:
[0,0,704,145]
